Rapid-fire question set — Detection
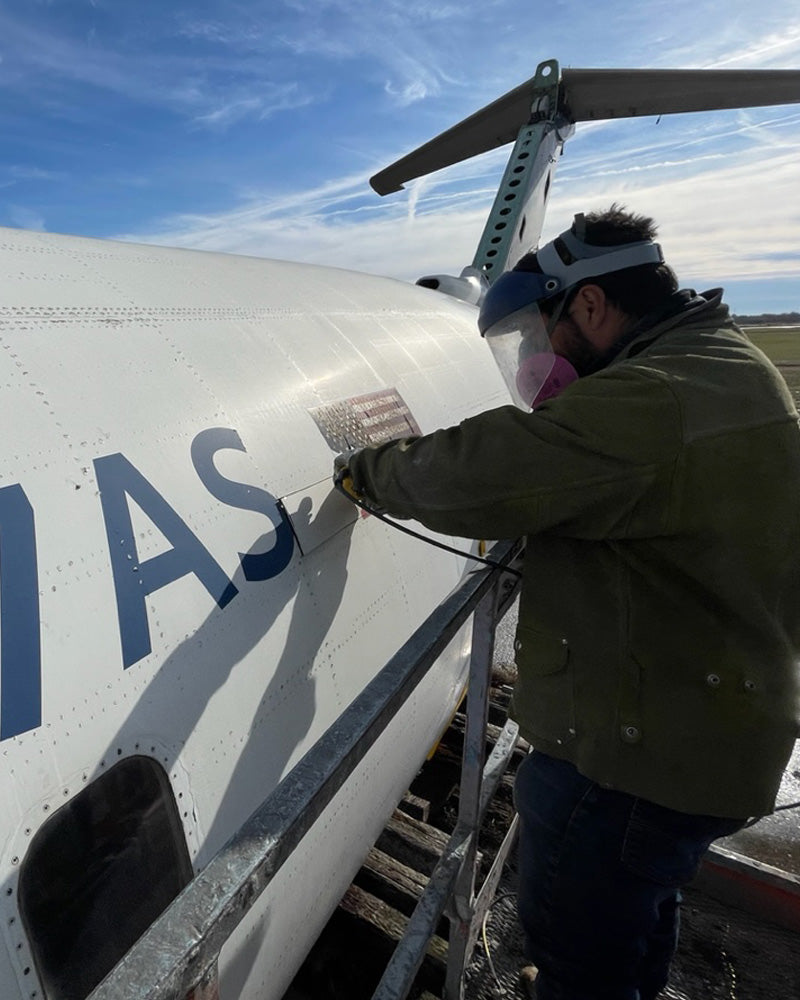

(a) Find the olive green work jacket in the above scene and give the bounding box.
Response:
[349,290,800,818]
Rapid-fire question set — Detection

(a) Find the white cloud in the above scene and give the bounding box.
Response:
[191,85,314,129]
[176,19,261,46]
[705,27,800,69]
[263,0,469,108]
[194,98,264,128]
[5,0,800,314]
[7,205,47,231]
[275,29,356,60]
[116,135,511,274]
[546,142,800,288]
[384,79,429,107]
[0,8,315,129]
[118,97,800,298]
[6,165,61,181]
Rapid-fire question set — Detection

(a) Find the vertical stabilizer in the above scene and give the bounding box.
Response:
[470,60,571,280]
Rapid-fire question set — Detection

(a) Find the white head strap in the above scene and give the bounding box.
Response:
[536,223,663,288]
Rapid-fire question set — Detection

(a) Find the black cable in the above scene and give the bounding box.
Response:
[333,479,523,579]
[774,800,800,812]
[742,799,800,828]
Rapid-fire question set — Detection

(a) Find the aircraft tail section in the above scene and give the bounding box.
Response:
[370,65,800,195]
[370,61,559,196]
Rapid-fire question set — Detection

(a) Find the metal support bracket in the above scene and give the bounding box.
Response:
[472,59,573,281]
[370,561,523,1000]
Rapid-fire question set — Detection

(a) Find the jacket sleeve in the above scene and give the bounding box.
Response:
[348,365,683,541]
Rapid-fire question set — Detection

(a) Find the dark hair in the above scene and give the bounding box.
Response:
[523,203,679,320]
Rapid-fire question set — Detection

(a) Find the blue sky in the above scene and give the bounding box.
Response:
[1,0,799,314]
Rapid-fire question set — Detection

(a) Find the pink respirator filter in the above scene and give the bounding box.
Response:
[516,353,579,408]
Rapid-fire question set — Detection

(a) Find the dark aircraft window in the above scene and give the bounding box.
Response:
[18,755,193,999]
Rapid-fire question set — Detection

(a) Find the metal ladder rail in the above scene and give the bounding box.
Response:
[371,553,522,1000]
[86,539,522,1000]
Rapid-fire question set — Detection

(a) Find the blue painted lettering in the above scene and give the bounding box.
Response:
[0,484,41,740]
[190,427,294,581]
[94,453,238,669]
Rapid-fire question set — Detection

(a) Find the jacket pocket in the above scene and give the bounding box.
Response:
[513,625,575,745]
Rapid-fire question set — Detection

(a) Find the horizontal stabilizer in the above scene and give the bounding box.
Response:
[370,74,544,195]
[370,67,800,195]
[561,68,800,121]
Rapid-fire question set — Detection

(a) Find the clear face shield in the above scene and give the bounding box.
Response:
[479,271,578,410]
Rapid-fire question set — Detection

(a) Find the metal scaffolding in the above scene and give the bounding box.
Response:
[87,540,524,1000]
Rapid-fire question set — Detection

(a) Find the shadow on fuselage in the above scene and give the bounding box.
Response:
[114,492,356,852]
[8,493,356,999]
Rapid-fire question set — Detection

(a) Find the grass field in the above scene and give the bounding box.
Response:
[743,325,800,363]
[743,325,800,405]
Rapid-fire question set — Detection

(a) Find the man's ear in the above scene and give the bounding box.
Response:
[572,284,608,331]
[572,284,630,350]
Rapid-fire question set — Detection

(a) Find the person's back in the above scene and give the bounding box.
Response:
[513,287,800,820]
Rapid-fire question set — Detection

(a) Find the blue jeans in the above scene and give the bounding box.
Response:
[514,752,745,1000]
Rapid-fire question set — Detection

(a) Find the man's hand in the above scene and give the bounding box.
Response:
[333,450,365,504]
[333,449,357,480]
[333,450,388,514]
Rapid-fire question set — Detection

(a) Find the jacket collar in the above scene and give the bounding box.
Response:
[609,288,729,365]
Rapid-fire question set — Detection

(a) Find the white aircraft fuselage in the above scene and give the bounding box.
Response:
[0,226,509,999]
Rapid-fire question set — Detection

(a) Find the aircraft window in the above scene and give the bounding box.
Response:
[18,755,192,999]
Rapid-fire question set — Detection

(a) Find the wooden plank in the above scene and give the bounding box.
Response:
[376,809,450,877]
[286,690,527,999]
[356,847,428,915]
[287,883,446,999]
[340,885,448,965]
[448,713,505,746]
[339,885,447,995]
[398,791,431,823]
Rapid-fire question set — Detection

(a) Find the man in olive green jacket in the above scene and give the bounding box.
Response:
[335,207,800,999]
